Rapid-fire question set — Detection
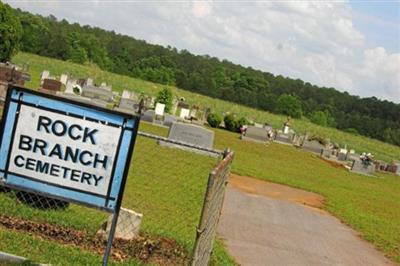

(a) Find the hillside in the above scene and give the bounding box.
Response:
[9,6,400,147]
[12,52,400,162]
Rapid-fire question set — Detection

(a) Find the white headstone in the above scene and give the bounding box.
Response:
[283,125,290,134]
[40,70,50,82]
[121,90,131,99]
[190,109,197,118]
[155,103,165,116]
[86,78,93,86]
[60,74,68,85]
[180,108,190,119]
[65,80,75,94]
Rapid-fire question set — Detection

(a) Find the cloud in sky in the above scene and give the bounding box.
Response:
[5,0,400,103]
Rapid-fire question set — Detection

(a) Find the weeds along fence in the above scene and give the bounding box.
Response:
[0,125,233,266]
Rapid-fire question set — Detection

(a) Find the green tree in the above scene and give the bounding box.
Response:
[155,88,173,113]
[0,2,22,62]
[275,94,303,118]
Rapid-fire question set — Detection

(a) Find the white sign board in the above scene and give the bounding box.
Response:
[0,86,139,211]
[155,103,165,116]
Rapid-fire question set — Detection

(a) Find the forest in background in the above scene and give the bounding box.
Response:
[2,4,400,146]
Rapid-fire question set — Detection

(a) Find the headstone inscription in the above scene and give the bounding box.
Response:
[159,122,215,155]
[241,126,269,144]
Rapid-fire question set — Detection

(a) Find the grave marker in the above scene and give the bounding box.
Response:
[241,126,269,144]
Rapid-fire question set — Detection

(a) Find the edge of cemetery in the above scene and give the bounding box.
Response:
[1,52,399,264]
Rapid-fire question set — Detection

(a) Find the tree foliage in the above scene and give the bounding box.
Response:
[207,112,222,128]
[0,2,22,62]
[276,94,303,118]
[310,110,336,127]
[155,88,173,113]
[224,114,239,132]
[10,7,400,147]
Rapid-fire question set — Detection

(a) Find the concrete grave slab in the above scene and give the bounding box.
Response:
[302,140,325,155]
[242,126,269,144]
[351,160,375,176]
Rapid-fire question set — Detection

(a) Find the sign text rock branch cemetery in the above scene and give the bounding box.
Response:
[0,86,139,211]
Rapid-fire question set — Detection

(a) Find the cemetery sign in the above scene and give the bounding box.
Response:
[0,86,139,212]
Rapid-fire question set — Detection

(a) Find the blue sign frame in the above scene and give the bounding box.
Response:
[0,86,140,212]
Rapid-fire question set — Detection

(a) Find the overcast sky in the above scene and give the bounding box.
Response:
[5,0,400,103]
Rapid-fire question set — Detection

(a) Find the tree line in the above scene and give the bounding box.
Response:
[1,3,399,146]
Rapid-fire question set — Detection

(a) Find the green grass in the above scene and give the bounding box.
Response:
[0,122,234,265]
[12,52,400,162]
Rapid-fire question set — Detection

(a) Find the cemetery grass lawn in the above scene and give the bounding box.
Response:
[0,122,235,265]
[12,52,400,162]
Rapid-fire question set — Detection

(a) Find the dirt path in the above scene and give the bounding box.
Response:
[218,174,394,266]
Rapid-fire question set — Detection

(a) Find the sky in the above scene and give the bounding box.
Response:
[5,0,400,103]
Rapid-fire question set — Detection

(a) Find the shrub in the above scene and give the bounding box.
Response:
[237,117,249,127]
[224,114,239,132]
[207,112,222,128]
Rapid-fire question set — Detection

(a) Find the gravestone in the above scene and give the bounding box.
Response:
[159,122,215,155]
[180,108,190,119]
[98,208,142,241]
[42,79,62,91]
[163,114,178,127]
[155,103,165,116]
[65,80,77,94]
[337,149,348,161]
[40,70,50,83]
[274,132,293,145]
[82,85,113,102]
[60,74,68,85]
[242,126,269,144]
[321,148,332,158]
[118,91,139,112]
[86,78,93,86]
[351,160,375,176]
[141,110,155,123]
[302,140,325,155]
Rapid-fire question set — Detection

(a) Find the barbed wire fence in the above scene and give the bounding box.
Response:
[0,124,233,266]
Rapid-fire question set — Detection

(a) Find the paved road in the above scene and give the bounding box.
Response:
[218,177,393,266]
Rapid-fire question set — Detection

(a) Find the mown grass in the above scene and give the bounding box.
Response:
[0,122,235,265]
[12,52,400,162]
